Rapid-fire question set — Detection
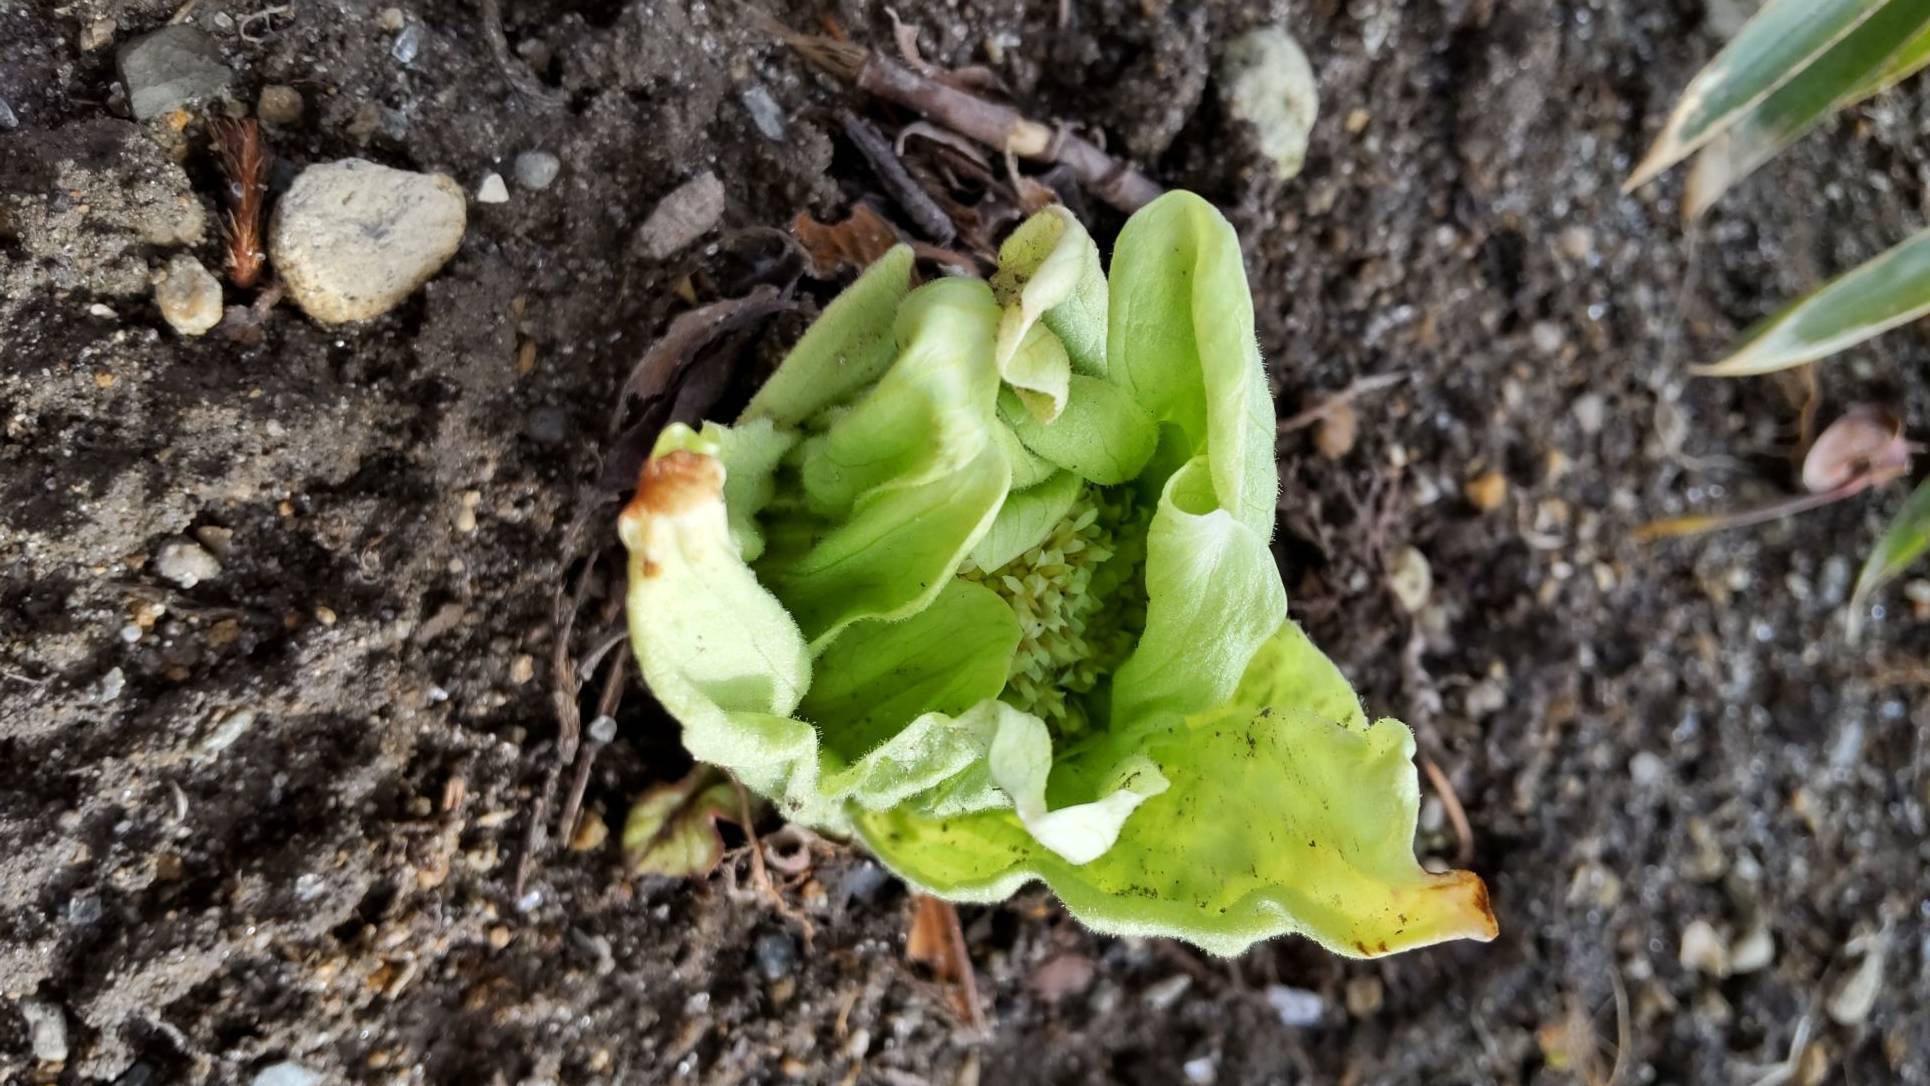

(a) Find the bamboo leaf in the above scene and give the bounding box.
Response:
[1849,477,1930,634]
[1696,225,1930,376]
[1625,0,1893,191]
[1684,1,1930,217]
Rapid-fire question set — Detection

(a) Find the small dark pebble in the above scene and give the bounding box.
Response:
[837,860,890,908]
[115,1064,155,1086]
[526,406,572,444]
[754,930,796,981]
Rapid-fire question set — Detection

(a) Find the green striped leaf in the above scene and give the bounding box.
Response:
[1683,1,1930,217]
[1845,16,1930,99]
[1850,477,1930,635]
[1697,225,1930,377]
[1626,0,1894,191]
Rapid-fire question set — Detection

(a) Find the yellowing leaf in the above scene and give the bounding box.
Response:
[623,768,742,878]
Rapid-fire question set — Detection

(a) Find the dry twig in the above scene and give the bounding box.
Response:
[209,116,270,288]
[770,26,1162,212]
[838,111,955,243]
[906,895,986,1032]
[479,0,561,105]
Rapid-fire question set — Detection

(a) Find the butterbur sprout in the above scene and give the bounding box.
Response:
[620,192,1498,956]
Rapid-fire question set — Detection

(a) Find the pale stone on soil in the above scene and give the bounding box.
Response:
[269,159,466,324]
[154,253,223,336]
[1219,27,1319,182]
[634,171,725,260]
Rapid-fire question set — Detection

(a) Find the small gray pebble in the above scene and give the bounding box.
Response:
[513,150,561,190]
[154,537,221,587]
[22,1001,68,1063]
[116,25,233,121]
[1265,984,1325,1027]
[836,861,890,906]
[251,1063,323,1086]
[739,84,786,141]
[68,893,103,926]
[754,930,796,980]
[95,667,126,702]
[0,96,18,130]
[257,84,304,125]
[525,406,572,444]
[391,22,420,64]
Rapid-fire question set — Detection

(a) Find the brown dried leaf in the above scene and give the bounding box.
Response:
[791,204,904,279]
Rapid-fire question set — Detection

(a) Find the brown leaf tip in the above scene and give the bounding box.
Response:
[627,449,725,520]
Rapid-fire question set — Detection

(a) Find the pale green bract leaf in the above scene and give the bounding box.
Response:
[1110,456,1287,725]
[800,580,1020,759]
[1000,319,1074,424]
[969,470,1084,574]
[623,194,1496,959]
[766,442,1010,649]
[857,621,1498,957]
[1683,2,1930,218]
[998,380,1158,487]
[1108,191,1278,538]
[798,278,1003,514]
[652,420,797,561]
[1696,224,1930,376]
[1848,477,1930,638]
[991,204,1109,379]
[986,703,1168,865]
[1625,0,1894,190]
[742,245,915,426]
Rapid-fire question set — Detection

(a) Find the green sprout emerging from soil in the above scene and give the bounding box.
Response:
[618,193,1498,957]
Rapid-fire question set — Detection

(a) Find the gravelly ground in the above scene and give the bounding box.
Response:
[3,1,1928,1083]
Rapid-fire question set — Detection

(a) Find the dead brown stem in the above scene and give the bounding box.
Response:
[773,24,1161,212]
[906,895,986,1032]
[1277,373,1409,433]
[1420,755,1475,867]
[209,116,269,288]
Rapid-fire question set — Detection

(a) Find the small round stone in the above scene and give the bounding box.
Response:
[154,537,221,587]
[269,158,466,324]
[525,405,571,444]
[256,84,303,125]
[513,150,561,191]
[476,172,509,204]
[753,930,796,980]
[153,253,223,337]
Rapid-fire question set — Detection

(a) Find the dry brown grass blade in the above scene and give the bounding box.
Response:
[906,895,986,1032]
[209,116,269,288]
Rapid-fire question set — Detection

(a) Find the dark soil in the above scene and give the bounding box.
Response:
[5,1,1929,1083]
